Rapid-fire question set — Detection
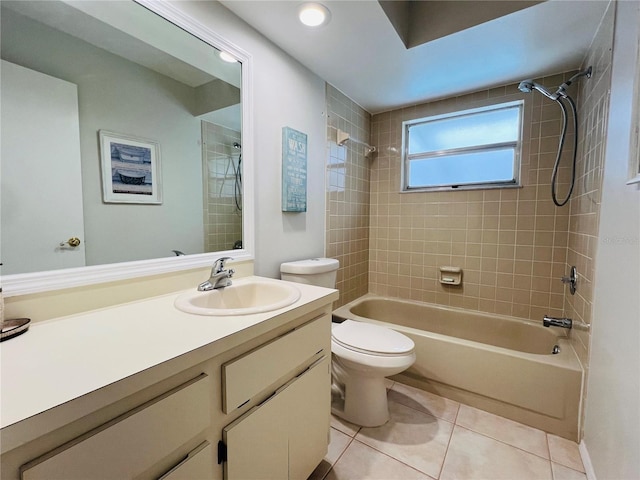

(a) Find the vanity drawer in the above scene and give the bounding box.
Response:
[21,374,210,480]
[222,314,329,413]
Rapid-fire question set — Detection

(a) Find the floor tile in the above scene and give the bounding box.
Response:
[440,426,553,480]
[551,462,588,480]
[355,399,454,478]
[331,414,361,437]
[325,440,434,480]
[307,428,353,480]
[456,404,549,459]
[326,428,353,465]
[547,434,585,472]
[389,382,460,423]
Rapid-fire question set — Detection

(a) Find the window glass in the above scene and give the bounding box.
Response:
[408,147,516,188]
[403,101,523,191]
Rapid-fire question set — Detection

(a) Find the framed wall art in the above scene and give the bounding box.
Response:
[99,130,162,204]
[281,126,308,212]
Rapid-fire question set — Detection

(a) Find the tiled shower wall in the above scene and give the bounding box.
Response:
[564,3,614,372]
[368,75,582,322]
[326,85,372,307]
[325,38,611,330]
[202,121,243,253]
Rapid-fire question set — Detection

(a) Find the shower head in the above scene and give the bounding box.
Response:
[518,67,592,102]
[232,142,242,149]
[518,80,558,100]
[517,80,535,93]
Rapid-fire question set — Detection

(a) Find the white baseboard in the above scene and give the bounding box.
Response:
[579,440,597,480]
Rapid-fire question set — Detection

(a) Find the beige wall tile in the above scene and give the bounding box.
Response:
[328,65,606,337]
[366,71,574,320]
[326,85,372,307]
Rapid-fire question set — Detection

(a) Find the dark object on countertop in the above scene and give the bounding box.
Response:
[1,318,31,342]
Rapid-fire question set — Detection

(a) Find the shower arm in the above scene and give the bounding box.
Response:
[555,66,593,99]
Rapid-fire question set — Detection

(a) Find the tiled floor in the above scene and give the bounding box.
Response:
[309,380,586,480]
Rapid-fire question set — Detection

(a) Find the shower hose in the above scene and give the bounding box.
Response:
[551,94,579,207]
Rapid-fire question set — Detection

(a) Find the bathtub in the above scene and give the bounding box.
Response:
[332,294,583,441]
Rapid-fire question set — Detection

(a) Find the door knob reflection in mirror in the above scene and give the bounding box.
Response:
[60,237,81,248]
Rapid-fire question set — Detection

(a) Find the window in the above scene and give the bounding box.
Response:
[402,101,523,191]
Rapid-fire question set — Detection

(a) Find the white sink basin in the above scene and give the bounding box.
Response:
[174,279,301,316]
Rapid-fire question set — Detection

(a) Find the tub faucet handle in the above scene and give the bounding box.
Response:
[561,266,577,295]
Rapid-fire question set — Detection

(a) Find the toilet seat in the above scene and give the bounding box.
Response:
[332,320,414,356]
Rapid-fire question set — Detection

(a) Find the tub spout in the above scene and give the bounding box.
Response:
[543,315,572,329]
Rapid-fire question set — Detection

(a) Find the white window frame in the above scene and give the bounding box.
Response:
[401,100,524,192]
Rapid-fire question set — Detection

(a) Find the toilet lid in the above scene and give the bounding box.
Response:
[332,320,414,355]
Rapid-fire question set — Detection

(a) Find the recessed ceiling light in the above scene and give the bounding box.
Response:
[219,51,238,63]
[298,3,331,27]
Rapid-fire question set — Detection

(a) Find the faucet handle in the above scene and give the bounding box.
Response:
[213,256,233,272]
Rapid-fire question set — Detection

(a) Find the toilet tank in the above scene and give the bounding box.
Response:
[280,258,339,288]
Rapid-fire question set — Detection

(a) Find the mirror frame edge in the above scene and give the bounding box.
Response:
[2,0,255,297]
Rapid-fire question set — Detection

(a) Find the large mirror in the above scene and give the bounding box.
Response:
[1,0,252,293]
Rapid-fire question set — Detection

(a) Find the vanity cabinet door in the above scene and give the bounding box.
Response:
[222,388,290,480]
[286,356,330,480]
[223,356,330,480]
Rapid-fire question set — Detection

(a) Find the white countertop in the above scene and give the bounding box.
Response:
[0,276,337,433]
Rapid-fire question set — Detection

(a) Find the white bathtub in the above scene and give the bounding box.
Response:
[333,294,583,441]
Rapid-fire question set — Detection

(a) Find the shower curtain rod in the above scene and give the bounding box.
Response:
[332,127,377,156]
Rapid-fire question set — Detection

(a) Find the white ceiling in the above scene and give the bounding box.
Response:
[221,0,609,114]
[2,0,242,89]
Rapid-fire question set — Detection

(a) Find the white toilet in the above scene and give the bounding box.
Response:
[280,258,416,427]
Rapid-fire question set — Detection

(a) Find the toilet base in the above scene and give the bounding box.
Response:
[331,375,389,427]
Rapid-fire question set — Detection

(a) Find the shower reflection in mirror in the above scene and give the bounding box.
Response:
[202,122,243,253]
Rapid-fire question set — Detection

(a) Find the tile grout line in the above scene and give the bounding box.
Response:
[388,386,583,469]
[321,429,357,480]
[386,397,456,429]
[356,390,456,479]
[434,400,463,479]
[388,385,461,425]
[545,432,553,464]
[454,424,559,467]
[349,437,439,480]
[436,419,459,479]
[327,384,586,479]
[453,405,587,476]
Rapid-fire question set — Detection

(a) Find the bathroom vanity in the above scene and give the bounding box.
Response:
[0,277,338,480]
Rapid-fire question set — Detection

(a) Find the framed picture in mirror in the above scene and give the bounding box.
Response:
[99,130,162,204]
[628,17,640,186]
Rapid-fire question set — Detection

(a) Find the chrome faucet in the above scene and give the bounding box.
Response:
[543,315,572,329]
[198,257,234,291]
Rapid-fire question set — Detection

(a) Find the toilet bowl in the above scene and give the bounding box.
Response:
[330,319,415,427]
[279,258,415,427]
